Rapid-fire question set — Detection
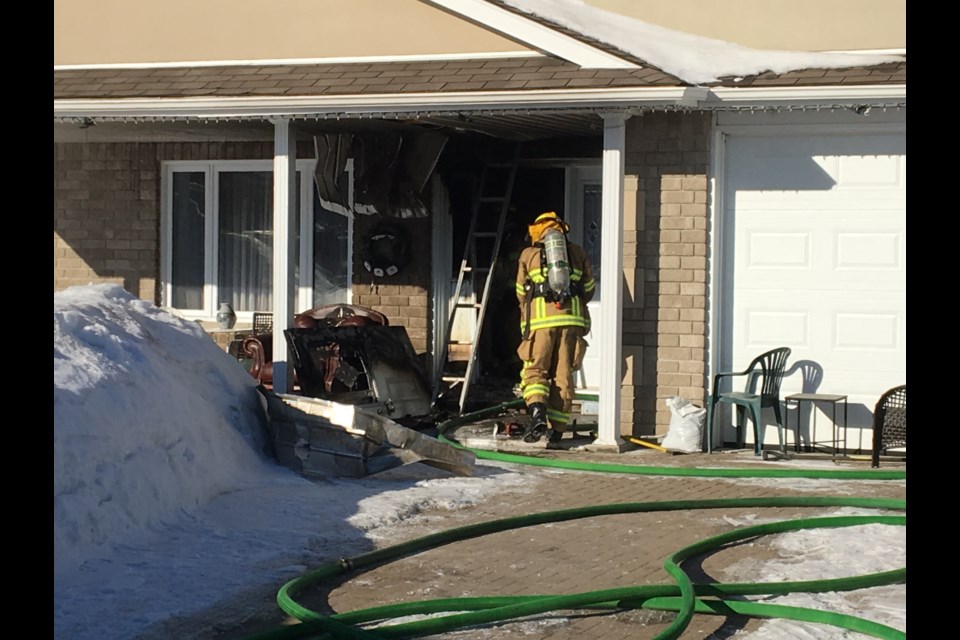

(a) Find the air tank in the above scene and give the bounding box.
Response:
[542,228,571,297]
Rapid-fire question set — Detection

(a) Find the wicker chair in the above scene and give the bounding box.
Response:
[871,385,906,467]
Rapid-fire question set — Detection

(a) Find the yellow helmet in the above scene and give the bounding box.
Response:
[528,211,569,243]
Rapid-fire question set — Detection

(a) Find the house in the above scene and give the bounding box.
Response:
[54,0,906,452]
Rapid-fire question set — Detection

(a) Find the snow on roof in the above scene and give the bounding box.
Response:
[501,0,904,84]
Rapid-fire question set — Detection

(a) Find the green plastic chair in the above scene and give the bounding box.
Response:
[705,347,792,455]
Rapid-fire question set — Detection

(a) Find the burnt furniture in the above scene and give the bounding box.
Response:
[241,304,389,390]
[284,323,432,420]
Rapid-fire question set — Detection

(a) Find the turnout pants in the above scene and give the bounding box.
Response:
[518,325,585,431]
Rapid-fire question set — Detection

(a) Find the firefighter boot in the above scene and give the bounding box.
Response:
[545,428,564,450]
[523,402,549,443]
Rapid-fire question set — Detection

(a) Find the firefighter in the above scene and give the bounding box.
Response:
[515,211,595,446]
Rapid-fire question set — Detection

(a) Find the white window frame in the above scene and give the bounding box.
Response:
[161,158,350,323]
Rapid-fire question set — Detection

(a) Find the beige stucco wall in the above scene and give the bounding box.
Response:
[586,0,905,51]
[55,0,904,67]
[54,0,530,67]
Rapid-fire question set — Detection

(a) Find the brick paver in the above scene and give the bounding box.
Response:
[289,441,906,640]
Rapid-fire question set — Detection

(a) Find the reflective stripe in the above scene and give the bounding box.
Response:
[516,283,526,295]
[527,315,589,330]
[523,384,550,401]
[547,408,569,424]
[582,278,595,293]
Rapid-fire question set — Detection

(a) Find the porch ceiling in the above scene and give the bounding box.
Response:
[53,109,609,142]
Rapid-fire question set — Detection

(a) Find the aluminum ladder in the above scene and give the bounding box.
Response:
[431,144,520,413]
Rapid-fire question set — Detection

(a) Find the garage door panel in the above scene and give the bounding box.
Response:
[720,127,906,449]
[734,213,905,290]
[744,231,810,269]
[835,153,904,186]
[834,312,900,350]
[733,193,904,209]
[740,309,810,347]
[734,296,905,417]
[737,298,902,347]
[727,134,905,191]
[836,231,902,270]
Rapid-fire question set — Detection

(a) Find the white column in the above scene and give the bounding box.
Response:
[271,118,297,394]
[594,112,628,447]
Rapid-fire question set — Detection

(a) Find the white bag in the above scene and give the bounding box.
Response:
[661,396,706,453]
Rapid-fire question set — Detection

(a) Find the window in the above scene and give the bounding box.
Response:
[162,160,352,321]
[581,183,602,298]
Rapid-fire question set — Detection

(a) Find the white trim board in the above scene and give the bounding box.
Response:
[53,51,544,72]
[54,86,704,120]
[423,0,638,69]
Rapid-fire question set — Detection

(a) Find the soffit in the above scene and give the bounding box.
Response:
[53,57,905,141]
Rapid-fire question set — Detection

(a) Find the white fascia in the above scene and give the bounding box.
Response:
[422,0,637,69]
[53,51,544,71]
[706,85,906,108]
[54,86,707,121]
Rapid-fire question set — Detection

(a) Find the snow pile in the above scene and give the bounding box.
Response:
[53,284,272,571]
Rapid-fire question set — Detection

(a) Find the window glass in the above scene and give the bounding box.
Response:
[171,172,205,309]
[313,197,349,307]
[583,184,602,298]
[167,163,348,317]
[217,171,273,313]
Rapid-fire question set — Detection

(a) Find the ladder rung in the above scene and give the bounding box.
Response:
[432,141,521,413]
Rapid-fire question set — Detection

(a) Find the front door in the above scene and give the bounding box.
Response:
[566,166,602,392]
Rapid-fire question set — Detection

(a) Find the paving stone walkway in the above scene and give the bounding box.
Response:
[283,439,906,640]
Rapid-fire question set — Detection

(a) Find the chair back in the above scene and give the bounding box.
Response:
[252,311,273,336]
[749,347,791,401]
[873,384,907,452]
[295,304,390,329]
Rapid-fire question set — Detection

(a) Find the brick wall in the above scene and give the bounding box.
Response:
[622,112,711,436]
[53,140,296,302]
[54,143,161,300]
[351,214,432,356]
[54,139,440,358]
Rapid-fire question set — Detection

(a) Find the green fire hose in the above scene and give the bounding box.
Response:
[243,397,905,640]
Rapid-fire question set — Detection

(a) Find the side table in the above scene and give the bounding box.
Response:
[784,393,848,457]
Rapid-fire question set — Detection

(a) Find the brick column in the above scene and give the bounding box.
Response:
[623,112,711,436]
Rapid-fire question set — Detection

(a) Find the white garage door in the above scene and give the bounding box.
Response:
[719,130,906,450]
